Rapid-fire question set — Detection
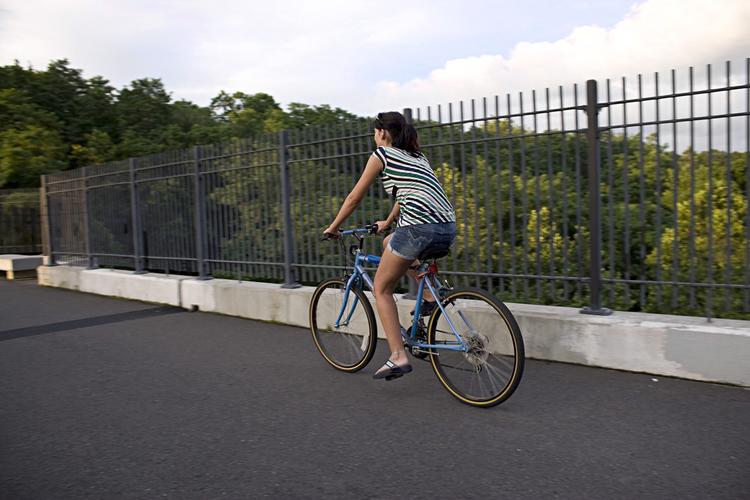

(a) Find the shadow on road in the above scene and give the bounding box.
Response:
[0,306,184,342]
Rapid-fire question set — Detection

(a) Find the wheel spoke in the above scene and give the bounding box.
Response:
[429,290,524,406]
[311,280,376,371]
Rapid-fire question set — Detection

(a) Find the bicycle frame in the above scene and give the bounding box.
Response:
[334,246,468,353]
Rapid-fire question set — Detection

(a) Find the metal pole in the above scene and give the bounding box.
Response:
[402,107,419,300]
[193,145,210,280]
[581,79,612,315]
[280,130,301,288]
[81,167,95,269]
[129,158,145,274]
[40,175,56,266]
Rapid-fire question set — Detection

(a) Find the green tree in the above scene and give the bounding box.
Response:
[115,129,160,158]
[32,60,92,145]
[69,128,114,167]
[285,103,357,129]
[116,78,172,138]
[0,88,61,132]
[0,125,65,187]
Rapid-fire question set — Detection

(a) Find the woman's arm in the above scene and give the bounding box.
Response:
[325,154,383,234]
[375,202,399,233]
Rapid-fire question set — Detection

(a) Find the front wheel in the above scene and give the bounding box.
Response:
[427,288,525,407]
[309,278,377,372]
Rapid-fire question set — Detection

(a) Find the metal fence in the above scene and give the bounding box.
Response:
[43,59,750,319]
[0,189,41,254]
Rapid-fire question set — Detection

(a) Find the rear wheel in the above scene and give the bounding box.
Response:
[309,278,377,372]
[427,288,524,407]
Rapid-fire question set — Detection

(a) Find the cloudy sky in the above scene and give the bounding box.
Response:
[0,0,748,115]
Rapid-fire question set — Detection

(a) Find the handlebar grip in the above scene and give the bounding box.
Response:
[321,232,340,241]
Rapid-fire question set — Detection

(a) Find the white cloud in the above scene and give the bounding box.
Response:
[0,0,747,121]
[374,0,750,115]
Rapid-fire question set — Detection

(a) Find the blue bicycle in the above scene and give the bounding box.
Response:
[309,224,525,407]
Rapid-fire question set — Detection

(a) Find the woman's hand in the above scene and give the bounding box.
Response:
[374,220,390,234]
[323,224,341,240]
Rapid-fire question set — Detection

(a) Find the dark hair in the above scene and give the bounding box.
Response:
[373,111,421,155]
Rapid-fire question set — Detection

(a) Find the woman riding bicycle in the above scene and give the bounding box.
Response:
[324,111,456,380]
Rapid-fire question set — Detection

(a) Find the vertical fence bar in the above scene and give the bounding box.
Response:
[519,92,530,299]
[506,93,517,298]
[745,57,750,312]
[671,69,680,310]
[544,88,555,301]
[654,72,663,308]
[531,90,542,299]
[559,86,570,300]
[707,63,714,320]
[129,158,145,274]
[280,129,301,288]
[193,145,210,280]
[81,167,95,269]
[493,96,504,295]
[470,99,481,288]
[482,97,492,294]
[40,175,55,266]
[724,60,732,311]
[605,79,615,306]
[574,84,584,300]
[581,79,612,315]
[688,67,697,309]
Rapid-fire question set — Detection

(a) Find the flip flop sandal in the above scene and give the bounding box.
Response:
[373,359,413,381]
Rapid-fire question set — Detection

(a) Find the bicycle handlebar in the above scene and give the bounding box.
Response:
[321,223,379,241]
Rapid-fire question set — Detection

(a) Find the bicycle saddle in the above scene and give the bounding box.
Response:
[418,247,450,261]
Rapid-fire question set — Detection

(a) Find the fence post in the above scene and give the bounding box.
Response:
[402,107,419,300]
[40,175,56,266]
[81,167,96,269]
[279,130,301,288]
[129,158,146,274]
[581,80,612,315]
[193,145,210,280]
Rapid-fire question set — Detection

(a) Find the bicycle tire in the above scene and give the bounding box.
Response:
[427,287,525,407]
[309,278,377,372]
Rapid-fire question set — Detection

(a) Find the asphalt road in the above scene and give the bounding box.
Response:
[1,279,748,499]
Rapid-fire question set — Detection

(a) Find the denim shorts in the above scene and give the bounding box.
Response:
[388,222,456,261]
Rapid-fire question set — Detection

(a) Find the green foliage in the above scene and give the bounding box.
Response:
[69,129,114,167]
[0,88,61,132]
[0,59,371,189]
[0,125,65,187]
[116,78,173,137]
[284,103,358,129]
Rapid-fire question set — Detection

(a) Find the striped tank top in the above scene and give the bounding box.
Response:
[372,146,456,227]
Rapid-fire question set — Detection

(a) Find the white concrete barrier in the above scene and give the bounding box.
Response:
[0,254,43,279]
[38,267,185,306]
[37,265,750,387]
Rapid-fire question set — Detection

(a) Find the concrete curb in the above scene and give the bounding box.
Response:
[37,265,750,387]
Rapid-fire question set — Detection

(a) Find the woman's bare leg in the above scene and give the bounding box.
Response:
[373,246,414,367]
[382,234,434,302]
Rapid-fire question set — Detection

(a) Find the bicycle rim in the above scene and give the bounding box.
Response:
[427,288,524,407]
[309,278,377,372]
